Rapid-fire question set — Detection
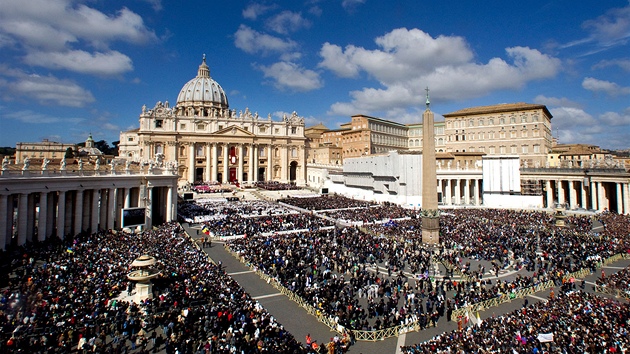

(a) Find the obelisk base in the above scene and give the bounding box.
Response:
[422,216,440,245]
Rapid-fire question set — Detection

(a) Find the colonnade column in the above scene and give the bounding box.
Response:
[91,189,99,233]
[107,188,117,230]
[474,179,480,206]
[188,144,195,182]
[99,189,108,231]
[74,190,83,235]
[597,182,604,211]
[267,145,273,181]
[580,180,588,209]
[545,180,553,208]
[569,181,577,209]
[238,144,244,182]
[437,179,442,203]
[590,181,597,211]
[145,187,153,229]
[124,188,131,208]
[557,180,564,205]
[57,191,66,239]
[624,183,630,215]
[616,183,623,214]
[38,192,48,242]
[454,179,461,205]
[464,179,470,205]
[0,194,7,249]
[26,194,35,243]
[223,144,229,183]
[445,179,451,205]
[205,143,212,183]
[17,193,28,246]
[211,143,218,183]
[166,186,173,222]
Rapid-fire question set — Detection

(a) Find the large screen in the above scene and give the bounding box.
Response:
[121,207,146,228]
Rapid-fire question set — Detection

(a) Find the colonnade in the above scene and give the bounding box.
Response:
[438,177,483,206]
[543,178,630,214]
[0,172,178,250]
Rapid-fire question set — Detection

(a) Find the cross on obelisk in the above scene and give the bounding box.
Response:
[421,87,440,244]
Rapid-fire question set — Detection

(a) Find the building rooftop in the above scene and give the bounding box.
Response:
[443,102,552,118]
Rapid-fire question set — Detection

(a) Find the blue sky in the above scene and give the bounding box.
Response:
[0,0,629,150]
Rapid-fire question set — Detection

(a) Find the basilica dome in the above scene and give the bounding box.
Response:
[176,56,229,108]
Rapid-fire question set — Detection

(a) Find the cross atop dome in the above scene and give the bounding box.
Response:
[197,54,210,78]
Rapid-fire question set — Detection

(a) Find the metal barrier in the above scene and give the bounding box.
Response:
[594,285,630,300]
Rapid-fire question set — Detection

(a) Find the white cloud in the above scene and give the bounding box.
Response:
[533,95,583,109]
[582,77,630,96]
[258,61,322,91]
[243,3,275,20]
[266,11,311,35]
[599,108,630,126]
[342,0,366,12]
[0,71,95,107]
[592,58,630,72]
[24,50,133,76]
[140,0,163,12]
[234,25,297,55]
[549,106,630,149]
[320,28,561,116]
[561,2,630,52]
[0,0,157,78]
[4,110,85,124]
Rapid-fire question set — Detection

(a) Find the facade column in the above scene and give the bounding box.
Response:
[464,179,470,205]
[238,144,244,182]
[107,188,117,230]
[590,181,597,211]
[205,143,212,183]
[281,145,288,181]
[474,179,480,206]
[0,194,8,250]
[445,179,451,205]
[91,189,99,233]
[38,192,48,242]
[267,144,273,181]
[57,191,66,239]
[616,183,623,214]
[223,143,229,183]
[253,144,259,182]
[557,180,564,205]
[211,143,218,182]
[580,180,588,209]
[437,179,442,204]
[74,190,84,235]
[569,180,577,209]
[248,143,254,183]
[188,144,195,182]
[454,179,461,205]
[17,193,28,246]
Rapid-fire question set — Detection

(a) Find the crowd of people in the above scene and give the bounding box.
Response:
[320,204,418,225]
[278,195,375,211]
[597,266,630,297]
[0,223,311,353]
[255,181,301,191]
[400,291,630,353]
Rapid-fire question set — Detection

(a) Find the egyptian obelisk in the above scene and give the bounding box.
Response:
[421,88,439,244]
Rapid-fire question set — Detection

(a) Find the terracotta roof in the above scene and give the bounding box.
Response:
[443,102,552,119]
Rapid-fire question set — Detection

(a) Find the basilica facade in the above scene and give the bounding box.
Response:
[118,56,307,186]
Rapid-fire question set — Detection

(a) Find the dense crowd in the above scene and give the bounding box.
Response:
[401,291,630,353]
[597,266,630,297]
[0,223,310,353]
[279,195,375,211]
[255,181,301,191]
[320,204,418,225]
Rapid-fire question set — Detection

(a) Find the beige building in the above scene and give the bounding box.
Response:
[442,103,553,167]
[119,56,307,185]
[15,139,76,163]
